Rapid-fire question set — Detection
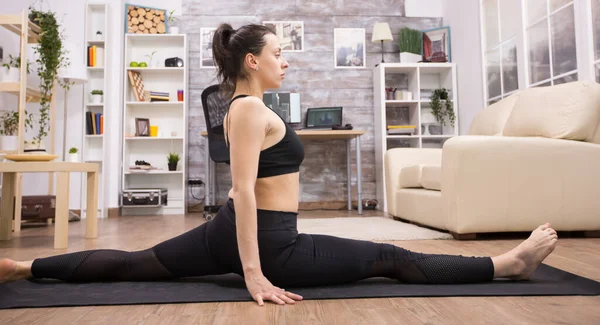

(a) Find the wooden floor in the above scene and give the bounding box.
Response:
[1,209,599,325]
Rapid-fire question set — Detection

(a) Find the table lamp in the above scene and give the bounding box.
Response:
[372,22,393,65]
[57,41,88,161]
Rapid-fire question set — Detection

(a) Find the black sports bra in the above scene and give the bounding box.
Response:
[226,94,305,178]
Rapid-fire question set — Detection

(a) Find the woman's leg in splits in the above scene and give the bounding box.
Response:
[0,208,233,283]
[266,223,558,288]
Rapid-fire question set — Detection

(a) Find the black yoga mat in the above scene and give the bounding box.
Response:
[1,264,599,309]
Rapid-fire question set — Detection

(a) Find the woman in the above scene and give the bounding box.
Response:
[0,23,558,307]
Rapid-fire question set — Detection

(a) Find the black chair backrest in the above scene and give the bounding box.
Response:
[201,84,230,163]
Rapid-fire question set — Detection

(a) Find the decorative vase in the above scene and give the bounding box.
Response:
[168,162,177,171]
[68,153,79,162]
[91,94,102,104]
[0,67,20,82]
[0,136,18,151]
[24,141,46,154]
[399,52,422,63]
[169,26,179,34]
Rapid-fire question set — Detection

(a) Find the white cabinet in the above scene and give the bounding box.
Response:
[81,0,109,219]
[121,34,188,215]
[373,63,459,212]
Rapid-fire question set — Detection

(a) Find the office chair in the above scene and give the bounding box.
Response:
[200,84,231,220]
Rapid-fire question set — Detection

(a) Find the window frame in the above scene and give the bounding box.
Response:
[479,0,520,106]
[521,0,579,88]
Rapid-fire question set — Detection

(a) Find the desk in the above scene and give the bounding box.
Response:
[200,129,365,214]
[0,162,99,249]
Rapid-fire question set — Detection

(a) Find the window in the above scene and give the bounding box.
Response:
[591,0,600,82]
[481,0,520,106]
[523,0,578,87]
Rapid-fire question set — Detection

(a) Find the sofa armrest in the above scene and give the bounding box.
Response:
[442,136,600,233]
[384,148,442,216]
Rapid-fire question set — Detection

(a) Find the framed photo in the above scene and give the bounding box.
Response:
[263,21,304,52]
[124,4,167,34]
[422,26,451,62]
[135,118,150,136]
[200,27,217,68]
[334,28,366,69]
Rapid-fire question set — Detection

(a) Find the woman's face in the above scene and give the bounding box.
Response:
[255,33,289,89]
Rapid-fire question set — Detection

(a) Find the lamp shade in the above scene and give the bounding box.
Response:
[57,42,88,84]
[372,22,393,42]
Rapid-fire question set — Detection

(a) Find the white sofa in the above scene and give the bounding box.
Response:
[384,81,600,238]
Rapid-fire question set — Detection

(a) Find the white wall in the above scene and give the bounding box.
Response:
[0,0,181,212]
[442,0,484,133]
[405,0,444,18]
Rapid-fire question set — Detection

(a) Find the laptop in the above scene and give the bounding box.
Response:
[305,107,343,129]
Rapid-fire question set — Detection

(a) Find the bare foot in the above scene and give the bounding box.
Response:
[0,258,19,283]
[510,223,558,280]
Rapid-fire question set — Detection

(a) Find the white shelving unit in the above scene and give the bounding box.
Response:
[80,0,108,219]
[121,33,188,215]
[373,63,459,212]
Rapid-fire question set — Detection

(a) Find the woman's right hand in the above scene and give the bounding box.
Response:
[244,271,303,306]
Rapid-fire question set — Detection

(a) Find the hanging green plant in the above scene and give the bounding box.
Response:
[429,88,456,128]
[28,6,71,146]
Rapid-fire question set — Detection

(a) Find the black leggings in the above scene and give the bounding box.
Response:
[31,199,494,287]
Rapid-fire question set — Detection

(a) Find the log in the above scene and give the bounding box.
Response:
[132,17,139,25]
[153,16,161,24]
[132,25,139,32]
[130,9,138,17]
[150,27,157,34]
[145,11,154,19]
[137,8,146,16]
[144,20,152,29]
[139,16,145,23]
[157,23,165,33]
[139,24,146,31]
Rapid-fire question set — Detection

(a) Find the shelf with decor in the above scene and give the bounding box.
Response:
[373,63,458,212]
[121,32,188,215]
[79,0,109,220]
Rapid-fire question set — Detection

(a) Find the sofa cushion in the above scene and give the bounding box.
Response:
[468,93,520,136]
[502,81,600,141]
[421,166,441,191]
[399,165,422,188]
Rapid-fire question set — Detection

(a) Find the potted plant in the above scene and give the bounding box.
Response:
[91,89,103,103]
[144,50,157,67]
[95,30,103,41]
[0,110,35,151]
[68,147,79,162]
[167,10,178,34]
[167,152,180,171]
[0,54,31,82]
[428,88,456,134]
[398,27,422,63]
[28,6,71,148]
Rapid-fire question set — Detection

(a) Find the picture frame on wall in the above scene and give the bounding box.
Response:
[124,3,168,34]
[422,26,451,62]
[200,27,217,68]
[263,21,304,52]
[334,28,366,69]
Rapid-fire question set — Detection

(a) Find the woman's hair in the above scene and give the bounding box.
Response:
[212,23,276,95]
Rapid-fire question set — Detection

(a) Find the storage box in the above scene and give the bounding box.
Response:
[21,195,56,221]
[122,188,168,207]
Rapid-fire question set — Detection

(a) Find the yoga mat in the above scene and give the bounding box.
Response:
[1,264,599,309]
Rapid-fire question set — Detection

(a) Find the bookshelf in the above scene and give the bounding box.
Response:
[80,0,108,219]
[121,34,188,215]
[373,63,459,212]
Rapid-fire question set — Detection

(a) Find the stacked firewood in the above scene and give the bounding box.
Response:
[126,6,166,34]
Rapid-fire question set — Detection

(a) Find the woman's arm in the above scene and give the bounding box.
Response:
[227,97,268,276]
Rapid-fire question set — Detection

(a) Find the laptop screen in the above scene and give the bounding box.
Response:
[306,107,343,128]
